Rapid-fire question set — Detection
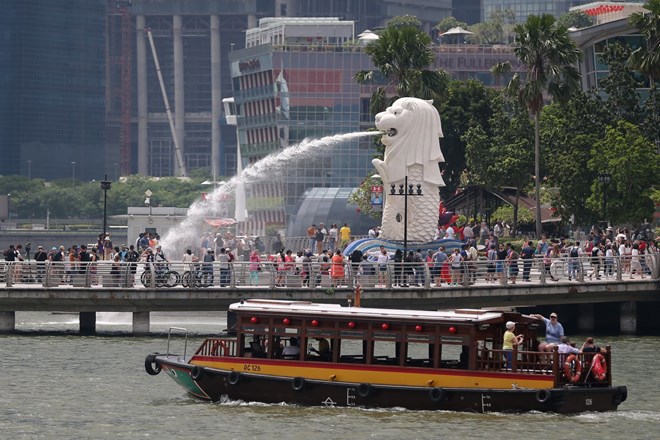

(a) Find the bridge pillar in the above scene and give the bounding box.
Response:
[79,312,96,335]
[620,301,637,335]
[578,303,595,333]
[0,311,16,333]
[133,311,150,335]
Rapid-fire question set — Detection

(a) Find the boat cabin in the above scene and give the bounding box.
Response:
[217,299,550,374]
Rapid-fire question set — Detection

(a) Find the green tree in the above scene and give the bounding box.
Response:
[434,16,469,34]
[587,121,659,224]
[386,14,423,29]
[557,10,593,29]
[492,14,582,238]
[354,19,449,115]
[464,93,534,234]
[470,9,516,44]
[541,92,609,226]
[599,42,643,124]
[629,0,660,147]
[438,80,497,197]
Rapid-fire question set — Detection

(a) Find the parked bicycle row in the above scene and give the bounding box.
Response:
[0,254,657,289]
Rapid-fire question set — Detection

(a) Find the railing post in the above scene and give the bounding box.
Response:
[577,256,585,283]
[84,262,92,287]
[530,256,546,284]
[148,262,156,289]
[6,263,13,287]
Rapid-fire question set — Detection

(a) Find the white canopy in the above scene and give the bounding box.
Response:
[441,26,474,36]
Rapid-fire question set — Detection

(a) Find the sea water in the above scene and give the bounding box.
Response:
[1,312,658,440]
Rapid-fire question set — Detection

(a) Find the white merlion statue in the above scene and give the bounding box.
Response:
[373,97,446,243]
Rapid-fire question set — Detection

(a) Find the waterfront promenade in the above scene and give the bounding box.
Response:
[1,256,658,334]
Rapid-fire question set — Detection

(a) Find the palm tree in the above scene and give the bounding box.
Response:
[354,22,448,114]
[491,14,581,238]
[628,0,660,87]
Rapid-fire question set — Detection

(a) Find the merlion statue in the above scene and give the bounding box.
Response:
[373,97,446,243]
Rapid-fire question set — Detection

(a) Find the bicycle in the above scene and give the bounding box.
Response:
[181,263,213,288]
[140,263,180,288]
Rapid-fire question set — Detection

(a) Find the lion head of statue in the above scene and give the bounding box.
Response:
[374,97,445,186]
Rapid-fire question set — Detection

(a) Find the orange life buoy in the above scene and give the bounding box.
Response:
[563,354,583,383]
[591,353,607,381]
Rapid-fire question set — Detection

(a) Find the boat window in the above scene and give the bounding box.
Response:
[439,342,465,369]
[373,339,399,365]
[406,341,434,368]
[337,335,367,364]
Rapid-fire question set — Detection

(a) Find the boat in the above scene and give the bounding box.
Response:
[144,298,627,413]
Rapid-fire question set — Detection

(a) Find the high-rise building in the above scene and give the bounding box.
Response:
[0,0,106,181]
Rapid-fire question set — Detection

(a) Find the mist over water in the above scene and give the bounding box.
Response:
[160,131,379,255]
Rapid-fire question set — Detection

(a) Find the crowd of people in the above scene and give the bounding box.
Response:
[3,220,657,288]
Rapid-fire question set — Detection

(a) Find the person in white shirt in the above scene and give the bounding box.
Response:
[558,336,580,355]
[182,249,198,271]
[445,225,456,240]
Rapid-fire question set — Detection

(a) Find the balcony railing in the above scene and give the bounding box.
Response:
[1,254,656,289]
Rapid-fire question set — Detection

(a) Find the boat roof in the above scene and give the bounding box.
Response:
[229,299,508,324]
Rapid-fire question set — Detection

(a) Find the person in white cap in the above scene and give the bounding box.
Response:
[503,321,524,369]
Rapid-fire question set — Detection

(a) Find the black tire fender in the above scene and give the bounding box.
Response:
[191,365,204,381]
[144,354,161,376]
[429,387,445,403]
[227,371,241,385]
[357,383,372,398]
[291,377,306,392]
[535,389,552,404]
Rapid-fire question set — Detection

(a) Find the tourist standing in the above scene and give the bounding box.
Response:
[249,250,261,286]
[327,224,338,253]
[339,223,351,249]
[330,250,345,287]
[521,241,534,282]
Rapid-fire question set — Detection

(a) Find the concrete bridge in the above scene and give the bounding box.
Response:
[1,256,658,335]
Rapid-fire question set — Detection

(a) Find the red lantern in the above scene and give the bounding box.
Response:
[381,323,390,330]
[282,318,290,325]
[347,321,356,328]
[311,319,319,327]
[250,317,259,324]
[449,326,457,334]
[415,325,423,332]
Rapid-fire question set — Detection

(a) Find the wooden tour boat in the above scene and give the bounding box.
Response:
[145,298,627,413]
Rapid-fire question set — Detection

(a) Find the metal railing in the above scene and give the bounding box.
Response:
[0,254,657,289]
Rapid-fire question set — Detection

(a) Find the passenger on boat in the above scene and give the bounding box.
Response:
[531,312,564,352]
[282,337,301,359]
[557,336,580,355]
[309,337,331,360]
[503,321,524,369]
[581,337,607,354]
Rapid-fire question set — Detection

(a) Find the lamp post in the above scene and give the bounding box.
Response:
[27,160,32,181]
[597,173,611,227]
[389,176,423,252]
[145,189,153,216]
[100,175,112,241]
[71,161,76,186]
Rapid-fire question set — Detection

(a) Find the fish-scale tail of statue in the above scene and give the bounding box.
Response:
[380,165,440,243]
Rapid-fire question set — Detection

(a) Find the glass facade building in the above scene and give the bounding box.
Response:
[0,0,106,181]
